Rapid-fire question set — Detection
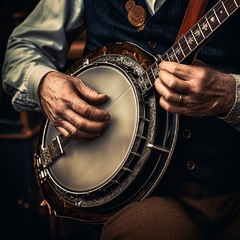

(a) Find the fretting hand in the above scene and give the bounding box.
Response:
[155,60,236,117]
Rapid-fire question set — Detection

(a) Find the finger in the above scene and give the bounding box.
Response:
[57,126,103,140]
[175,93,184,106]
[160,61,194,79]
[70,98,110,122]
[159,95,188,114]
[159,69,189,94]
[155,78,182,104]
[159,61,194,92]
[56,119,107,140]
[64,108,109,133]
[72,77,109,104]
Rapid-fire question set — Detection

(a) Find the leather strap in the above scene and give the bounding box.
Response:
[176,0,209,41]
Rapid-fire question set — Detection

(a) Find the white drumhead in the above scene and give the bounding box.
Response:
[44,64,139,193]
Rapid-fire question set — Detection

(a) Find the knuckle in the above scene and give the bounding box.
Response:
[164,104,172,112]
[167,78,177,89]
[164,92,173,101]
[198,68,208,81]
[172,64,180,73]
[69,127,79,137]
[78,104,90,115]
[63,131,71,139]
[75,120,85,130]
[89,87,97,95]
[55,104,65,115]
[50,116,61,127]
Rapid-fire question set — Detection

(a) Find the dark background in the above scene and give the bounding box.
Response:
[0,1,92,239]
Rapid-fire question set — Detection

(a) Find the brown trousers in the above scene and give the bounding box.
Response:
[100,180,240,240]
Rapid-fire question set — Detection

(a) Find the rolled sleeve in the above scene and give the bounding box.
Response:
[20,65,57,112]
[218,74,240,130]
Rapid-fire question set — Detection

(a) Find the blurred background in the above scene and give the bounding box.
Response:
[0,1,92,239]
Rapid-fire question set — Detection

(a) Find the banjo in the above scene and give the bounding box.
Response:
[34,0,240,223]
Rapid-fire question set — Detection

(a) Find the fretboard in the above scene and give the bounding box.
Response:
[141,0,240,95]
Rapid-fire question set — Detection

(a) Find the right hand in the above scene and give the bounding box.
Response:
[38,71,110,139]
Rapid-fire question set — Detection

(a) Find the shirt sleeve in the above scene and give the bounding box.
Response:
[217,74,240,130]
[2,0,85,112]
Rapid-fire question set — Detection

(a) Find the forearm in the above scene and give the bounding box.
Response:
[2,0,84,112]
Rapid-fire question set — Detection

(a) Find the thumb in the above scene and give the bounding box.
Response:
[72,75,109,105]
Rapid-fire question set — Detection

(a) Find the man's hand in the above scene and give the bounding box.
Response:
[38,71,110,139]
[155,60,236,117]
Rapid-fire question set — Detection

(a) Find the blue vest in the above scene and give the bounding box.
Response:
[83,0,240,191]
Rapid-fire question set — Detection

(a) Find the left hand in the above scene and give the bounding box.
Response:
[154,60,236,117]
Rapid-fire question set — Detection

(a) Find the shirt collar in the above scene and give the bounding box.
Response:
[145,0,166,15]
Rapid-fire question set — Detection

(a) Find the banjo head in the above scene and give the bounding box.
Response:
[35,42,178,223]
[43,63,140,193]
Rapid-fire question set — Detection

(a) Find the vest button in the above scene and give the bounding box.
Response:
[182,129,191,139]
[148,40,157,49]
[187,161,196,171]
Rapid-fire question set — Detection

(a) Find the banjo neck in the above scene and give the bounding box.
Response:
[141,0,240,95]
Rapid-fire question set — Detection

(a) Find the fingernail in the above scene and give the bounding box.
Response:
[104,114,110,121]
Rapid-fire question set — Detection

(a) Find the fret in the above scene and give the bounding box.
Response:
[150,67,158,80]
[205,16,213,31]
[174,41,186,62]
[170,53,176,61]
[145,71,154,89]
[200,19,212,38]
[188,31,199,50]
[217,6,228,22]
[151,62,160,79]
[149,69,155,83]
[226,0,240,13]
[142,62,161,95]
[145,73,153,89]
[141,74,152,95]
[213,9,221,24]
[171,47,180,62]
[165,52,172,61]
[153,61,159,70]
[193,27,204,43]
[154,61,161,73]
[139,74,149,92]
[177,41,186,58]
[176,38,189,58]
[157,55,163,63]
[221,1,230,16]
[233,0,239,7]
[197,23,206,38]
[190,29,199,45]
[186,32,198,54]
[183,35,192,51]
[209,10,221,31]
[175,45,184,61]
